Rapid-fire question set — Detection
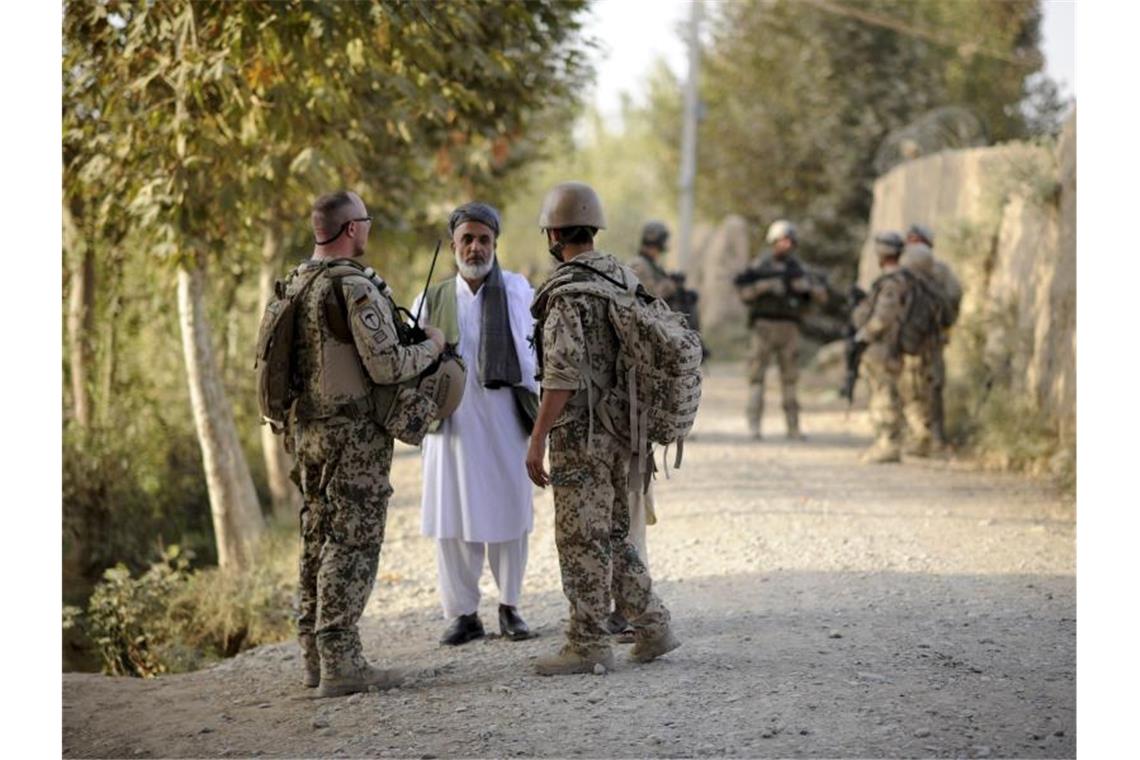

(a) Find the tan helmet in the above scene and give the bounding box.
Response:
[900,242,935,276]
[538,182,606,230]
[765,219,797,245]
[418,349,467,421]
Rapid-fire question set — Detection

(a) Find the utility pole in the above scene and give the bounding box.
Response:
[677,0,702,273]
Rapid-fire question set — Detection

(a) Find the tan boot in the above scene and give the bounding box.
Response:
[746,384,764,440]
[903,435,932,458]
[630,627,681,663]
[316,635,405,698]
[784,399,805,440]
[861,440,901,464]
[534,646,615,676]
[299,633,320,688]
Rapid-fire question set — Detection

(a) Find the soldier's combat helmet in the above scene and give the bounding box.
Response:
[538,182,606,231]
[640,220,670,249]
[906,223,934,246]
[874,231,905,257]
[765,219,797,245]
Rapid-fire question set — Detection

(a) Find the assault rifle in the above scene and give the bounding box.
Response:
[839,285,868,406]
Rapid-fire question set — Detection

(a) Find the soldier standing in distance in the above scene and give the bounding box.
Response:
[735,220,827,440]
[526,182,680,675]
[628,221,680,303]
[902,223,962,453]
[851,231,909,464]
[290,191,445,697]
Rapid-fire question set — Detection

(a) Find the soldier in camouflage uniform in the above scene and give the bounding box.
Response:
[628,221,679,303]
[851,231,909,464]
[290,191,445,697]
[735,220,828,440]
[902,224,962,454]
[526,182,680,675]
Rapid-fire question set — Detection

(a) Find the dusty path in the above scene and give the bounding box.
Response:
[63,364,1075,759]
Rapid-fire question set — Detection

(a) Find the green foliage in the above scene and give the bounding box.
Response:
[942,298,1074,493]
[77,534,298,677]
[647,0,1055,275]
[63,417,217,579]
[85,547,192,678]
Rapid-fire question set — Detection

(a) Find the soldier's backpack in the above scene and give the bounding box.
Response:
[933,260,963,328]
[892,269,945,355]
[535,259,703,469]
[254,267,324,434]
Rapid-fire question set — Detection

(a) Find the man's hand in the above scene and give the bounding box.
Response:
[790,277,812,294]
[525,436,549,488]
[424,325,445,353]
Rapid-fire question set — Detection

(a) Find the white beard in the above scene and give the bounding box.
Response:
[456,249,495,281]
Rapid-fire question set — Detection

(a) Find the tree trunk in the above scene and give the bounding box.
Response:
[178,253,264,569]
[65,206,94,428]
[257,222,304,524]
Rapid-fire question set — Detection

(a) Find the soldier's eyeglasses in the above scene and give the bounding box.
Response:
[316,216,373,246]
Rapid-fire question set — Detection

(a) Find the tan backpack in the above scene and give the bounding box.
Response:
[254,268,324,434]
[538,260,703,468]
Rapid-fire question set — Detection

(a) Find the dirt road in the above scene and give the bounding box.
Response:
[63,364,1075,758]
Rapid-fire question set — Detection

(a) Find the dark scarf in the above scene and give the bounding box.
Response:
[478,261,521,388]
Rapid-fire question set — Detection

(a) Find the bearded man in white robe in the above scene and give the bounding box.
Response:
[413,202,539,646]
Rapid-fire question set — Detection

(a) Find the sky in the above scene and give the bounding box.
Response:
[585,0,1077,131]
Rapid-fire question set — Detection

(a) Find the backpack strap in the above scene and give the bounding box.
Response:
[562,260,655,304]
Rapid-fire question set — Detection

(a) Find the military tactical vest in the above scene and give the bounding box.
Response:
[423,278,460,345]
[255,259,459,444]
[737,253,810,323]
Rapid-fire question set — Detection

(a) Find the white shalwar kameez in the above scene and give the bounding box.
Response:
[415,272,538,619]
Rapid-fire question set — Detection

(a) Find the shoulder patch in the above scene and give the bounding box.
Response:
[359,306,383,332]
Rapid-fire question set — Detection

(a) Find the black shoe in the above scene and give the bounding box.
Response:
[498,604,532,641]
[440,613,485,646]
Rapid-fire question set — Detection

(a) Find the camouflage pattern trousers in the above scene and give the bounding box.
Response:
[549,422,670,657]
[293,415,393,666]
[900,341,947,445]
[746,318,801,429]
[863,344,904,450]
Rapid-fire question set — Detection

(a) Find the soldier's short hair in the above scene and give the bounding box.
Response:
[560,226,596,245]
[311,191,358,239]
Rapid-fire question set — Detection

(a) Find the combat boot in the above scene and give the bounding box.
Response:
[316,633,405,698]
[298,632,321,688]
[903,435,932,458]
[860,440,901,464]
[630,627,682,663]
[534,645,615,676]
[746,384,764,440]
[784,403,805,441]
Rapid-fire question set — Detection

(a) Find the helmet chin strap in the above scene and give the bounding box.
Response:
[547,234,565,262]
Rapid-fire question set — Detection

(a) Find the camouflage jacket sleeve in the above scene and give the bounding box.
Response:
[342,274,438,385]
[541,296,587,392]
[854,275,905,344]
